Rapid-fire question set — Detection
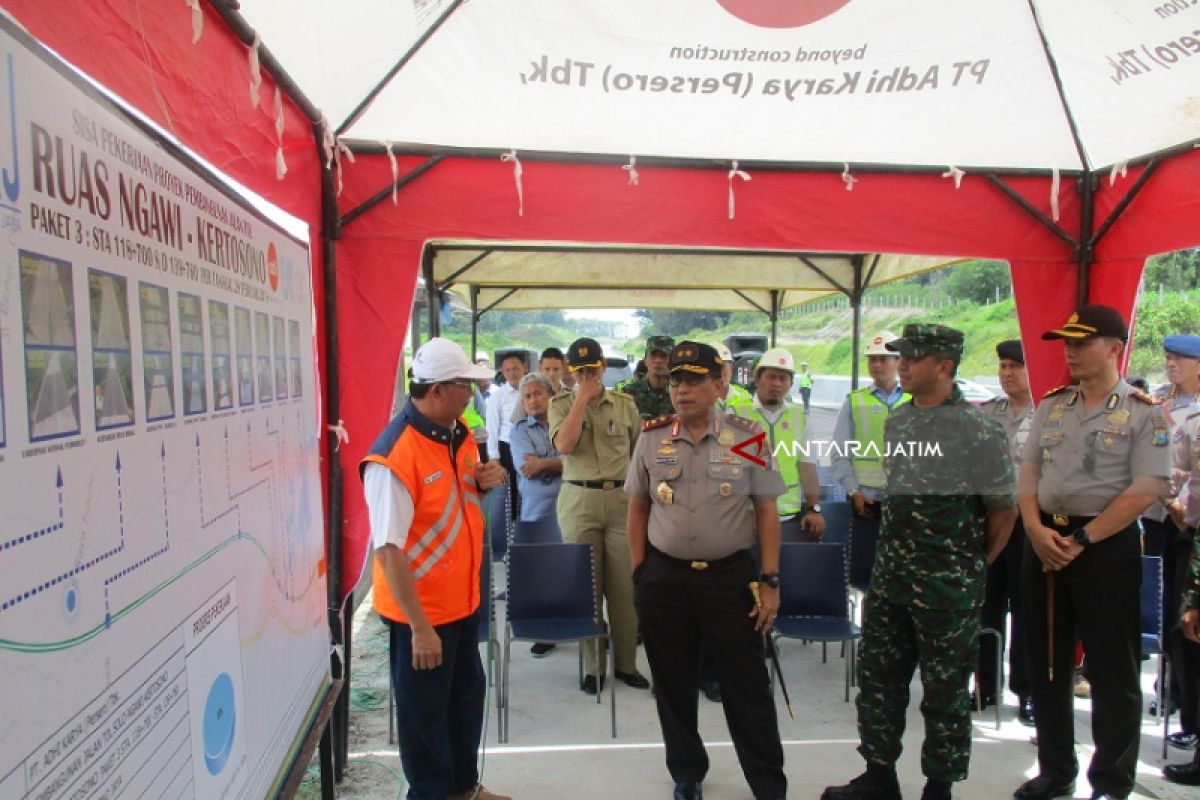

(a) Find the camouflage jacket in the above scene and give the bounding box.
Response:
[622,377,674,420]
[871,385,1015,610]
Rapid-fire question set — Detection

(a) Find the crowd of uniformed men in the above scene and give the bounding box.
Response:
[362,303,1200,800]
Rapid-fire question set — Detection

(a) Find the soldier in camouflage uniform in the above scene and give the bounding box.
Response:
[1165,406,1200,785]
[823,324,1016,800]
[623,335,676,420]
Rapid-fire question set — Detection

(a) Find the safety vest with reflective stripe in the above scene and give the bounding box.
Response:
[361,402,484,626]
[848,387,910,490]
[720,383,753,413]
[740,399,807,516]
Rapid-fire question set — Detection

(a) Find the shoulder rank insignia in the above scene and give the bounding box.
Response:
[1042,385,1075,399]
[724,413,762,433]
[1130,388,1160,405]
[642,415,675,431]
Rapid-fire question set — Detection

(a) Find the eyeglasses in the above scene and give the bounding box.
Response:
[438,380,475,391]
[668,374,711,388]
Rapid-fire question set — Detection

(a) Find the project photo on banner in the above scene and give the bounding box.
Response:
[0,17,329,800]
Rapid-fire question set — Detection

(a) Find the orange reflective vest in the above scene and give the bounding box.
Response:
[360,403,485,626]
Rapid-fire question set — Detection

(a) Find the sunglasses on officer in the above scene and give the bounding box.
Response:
[668,373,714,388]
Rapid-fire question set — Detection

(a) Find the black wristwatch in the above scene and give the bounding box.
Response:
[805,503,823,515]
[1071,527,1091,547]
[759,571,782,589]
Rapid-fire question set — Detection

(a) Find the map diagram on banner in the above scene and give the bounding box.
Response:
[0,18,328,800]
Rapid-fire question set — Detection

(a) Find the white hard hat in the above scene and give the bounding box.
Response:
[864,330,900,357]
[714,343,733,362]
[756,347,795,374]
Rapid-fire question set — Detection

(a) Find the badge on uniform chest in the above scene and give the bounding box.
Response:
[655,456,678,465]
[656,481,674,505]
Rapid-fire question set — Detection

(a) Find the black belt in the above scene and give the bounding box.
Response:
[1040,511,1096,530]
[649,543,749,571]
[565,479,624,490]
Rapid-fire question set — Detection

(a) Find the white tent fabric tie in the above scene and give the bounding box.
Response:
[248,34,262,108]
[320,115,336,169]
[184,0,203,44]
[842,162,857,191]
[327,419,350,451]
[1050,168,1061,222]
[501,150,524,216]
[727,160,750,219]
[335,142,355,198]
[942,165,965,189]
[386,141,399,204]
[1109,160,1128,186]
[623,155,639,186]
[274,87,287,179]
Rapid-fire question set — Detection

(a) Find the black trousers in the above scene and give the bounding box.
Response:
[1020,522,1142,798]
[497,439,520,519]
[635,547,786,800]
[980,517,1029,699]
[1170,529,1200,737]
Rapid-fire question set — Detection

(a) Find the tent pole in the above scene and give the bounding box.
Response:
[1077,171,1095,306]
[850,255,865,391]
[470,286,479,361]
[317,121,350,783]
[423,247,440,338]
[769,290,779,347]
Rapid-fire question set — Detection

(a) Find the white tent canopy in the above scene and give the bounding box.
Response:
[429,241,963,312]
[242,0,1200,171]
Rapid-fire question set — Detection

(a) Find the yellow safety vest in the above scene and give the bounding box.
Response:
[741,399,807,516]
[848,388,910,490]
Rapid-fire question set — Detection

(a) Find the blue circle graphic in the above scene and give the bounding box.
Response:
[65,589,76,613]
[203,672,237,775]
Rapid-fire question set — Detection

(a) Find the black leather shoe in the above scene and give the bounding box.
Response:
[615,670,651,689]
[1013,775,1075,800]
[673,782,702,800]
[1164,761,1200,785]
[581,675,607,695]
[702,681,722,703]
[530,642,556,658]
[1018,696,1035,727]
[821,769,902,799]
[1169,732,1200,750]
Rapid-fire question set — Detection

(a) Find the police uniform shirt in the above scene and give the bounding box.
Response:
[1174,410,1200,530]
[625,411,785,561]
[1022,381,1172,517]
[979,396,1034,491]
[548,388,641,481]
[1144,383,1200,521]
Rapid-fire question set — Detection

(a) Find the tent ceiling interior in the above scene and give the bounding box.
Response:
[241,0,1200,171]
[429,243,966,312]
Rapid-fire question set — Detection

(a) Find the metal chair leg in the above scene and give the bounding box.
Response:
[609,633,617,738]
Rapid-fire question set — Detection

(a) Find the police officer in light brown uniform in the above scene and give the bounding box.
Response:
[550,337,650,693]
[627,341,787,800]
[1015,306,1172,800]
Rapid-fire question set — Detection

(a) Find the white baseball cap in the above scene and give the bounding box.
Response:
[411,338,495,383]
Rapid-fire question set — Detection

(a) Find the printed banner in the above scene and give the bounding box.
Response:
[0,18,328,800]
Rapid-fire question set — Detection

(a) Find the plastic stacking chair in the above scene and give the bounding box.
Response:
[975,626,1002,730]
[820,501,853,547]
[500,542,615,742]
[847,513,880,594]
[1141,555,1170,758]
[773,542,861,701]
[511,515,562,545]
[484,486,513,560]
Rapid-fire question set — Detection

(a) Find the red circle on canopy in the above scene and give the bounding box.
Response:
[715,0,851,28]
[267,242,279,292]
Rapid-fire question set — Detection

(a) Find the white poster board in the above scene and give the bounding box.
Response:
[0,18,329,800]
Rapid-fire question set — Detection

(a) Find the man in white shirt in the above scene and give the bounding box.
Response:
[486,351,528,517]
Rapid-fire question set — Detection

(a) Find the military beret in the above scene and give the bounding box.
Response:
[996,339,1024,364]
[1164,334,1200,359]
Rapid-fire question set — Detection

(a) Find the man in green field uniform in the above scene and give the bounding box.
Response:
[823,324,1016,800]
[623,335,676,420]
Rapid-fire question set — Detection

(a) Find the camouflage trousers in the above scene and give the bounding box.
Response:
[855,593,980,782]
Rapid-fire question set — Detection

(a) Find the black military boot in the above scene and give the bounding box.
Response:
[821,763,903,800]
[919,778,952,800]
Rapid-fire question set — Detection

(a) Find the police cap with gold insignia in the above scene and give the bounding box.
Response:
[646,335,676,356]
[566,337,605,372]
[1041,305,1128,342]
[885,323,965,360]
[669,341,722,377]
